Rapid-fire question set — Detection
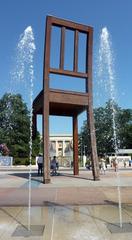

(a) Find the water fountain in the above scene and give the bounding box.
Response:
[97,27,123,228]
[12,26,36,231]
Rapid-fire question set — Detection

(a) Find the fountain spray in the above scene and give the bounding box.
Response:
[12,26,36,230]
[98,27,122,228]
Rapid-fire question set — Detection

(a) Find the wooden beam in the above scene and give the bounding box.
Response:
[60,27,65,69]
[49,89,89,105]
[32,112,37,139]
[50,67,88,78]
[43,16,51,183]
[86,28,100,180]
[73,115,79,175]
[73,30,78,72]
[48,15,93,33]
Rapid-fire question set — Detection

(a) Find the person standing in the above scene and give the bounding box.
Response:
[100,157,106,174]
[37,154,43,176]
[113,158,118,172]
[50,156,57,175]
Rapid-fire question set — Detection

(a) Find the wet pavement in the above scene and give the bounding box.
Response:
[0,167,132,239]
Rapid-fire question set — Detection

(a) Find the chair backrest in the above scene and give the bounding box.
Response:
[43,16,93,94]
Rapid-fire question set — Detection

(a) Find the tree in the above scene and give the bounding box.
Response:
[0,93,40,157]
[32,131,41,157]
[94,100,120,154]
[117,109,132,149]
[79,100,132,156]
[78,120,90,157]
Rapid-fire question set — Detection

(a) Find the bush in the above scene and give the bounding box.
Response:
[13,157,36,166]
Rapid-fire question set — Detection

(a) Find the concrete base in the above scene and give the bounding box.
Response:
[94,176,100,181]
[107,223,132,233]
[44,178,51,184]
[12,225,45,237]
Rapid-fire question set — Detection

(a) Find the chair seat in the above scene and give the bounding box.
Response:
[33,89,89,116]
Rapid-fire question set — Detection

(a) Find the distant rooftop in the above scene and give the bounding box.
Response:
[50,134,72,137]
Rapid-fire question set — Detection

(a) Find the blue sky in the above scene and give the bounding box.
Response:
[0,0,132,134]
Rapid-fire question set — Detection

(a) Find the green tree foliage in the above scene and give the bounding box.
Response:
[117,109,132,149]
[32,131,41,157]
[78,120,90,157]
[0,93,40,157]
[79,100,132,155]
[94,100,120,154]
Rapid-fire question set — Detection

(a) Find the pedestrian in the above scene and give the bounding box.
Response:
[50,156,57,175]
[100,157,106,174]
[124,161,126,168]
[113,158,118,172]
[129,160,131,167]
[37,154,43,176]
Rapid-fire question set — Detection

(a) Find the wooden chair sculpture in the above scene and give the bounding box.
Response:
[33,16,100,183]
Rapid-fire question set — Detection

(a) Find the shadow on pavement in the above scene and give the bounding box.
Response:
[9,172,43,183]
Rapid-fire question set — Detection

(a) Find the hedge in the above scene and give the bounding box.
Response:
[13,157,36,166]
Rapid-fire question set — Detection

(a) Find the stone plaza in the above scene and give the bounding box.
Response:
[0,166,132,239]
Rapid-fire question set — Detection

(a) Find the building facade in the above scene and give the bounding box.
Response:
[49,134,73,166]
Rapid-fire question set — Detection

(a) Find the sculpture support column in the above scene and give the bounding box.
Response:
[87,108,100,180]
[43,93,50,183]
[86,28,100,181]
[73,115,79,175]
[43,17,51,184]
[32,112,37,139]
